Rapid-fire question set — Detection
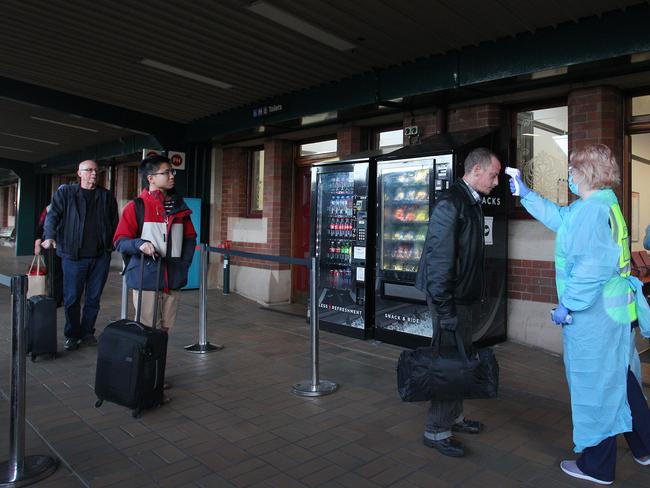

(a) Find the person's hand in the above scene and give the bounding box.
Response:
[139,241,157,257]
[439,315,458,331]
[34,239,42,255]
[551,303,570,325]
[509,176,531,198]
[41,239,56,249]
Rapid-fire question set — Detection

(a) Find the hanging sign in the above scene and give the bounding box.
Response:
[168,151,186,170]
[142,148,161,159]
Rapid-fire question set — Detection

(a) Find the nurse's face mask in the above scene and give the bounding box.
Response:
[568,167,581,196]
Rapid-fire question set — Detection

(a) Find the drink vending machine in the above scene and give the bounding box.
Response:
[310,155,376,338]
[374,129,508,348]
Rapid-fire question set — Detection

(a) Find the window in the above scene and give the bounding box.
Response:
[515,105,568,205]
[248,148,264,217]
[299,139,337,157]
[377,128,403,150]
[632,95,650,117]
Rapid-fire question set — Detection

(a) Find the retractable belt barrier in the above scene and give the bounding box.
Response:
[204,244,338,397]
[0,272,58,487]
[119,244,338,396]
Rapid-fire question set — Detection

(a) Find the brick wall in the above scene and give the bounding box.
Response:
[507,259,557,303]
[568,85,624,204]
[220,141,294,271]
[220,146,248,266]
[337,127,364,157]
[263,139,294,270]
[568,86,623,155]
[448,104,501,132]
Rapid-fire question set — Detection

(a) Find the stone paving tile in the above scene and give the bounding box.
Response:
[154,444,189,464]
[2,257,650,487]
[250,472,309,488]
[389,470,454,488]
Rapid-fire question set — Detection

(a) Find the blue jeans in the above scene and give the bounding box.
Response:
[62,254,111,340]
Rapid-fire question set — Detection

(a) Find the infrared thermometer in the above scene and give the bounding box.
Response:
[505,166,521,196]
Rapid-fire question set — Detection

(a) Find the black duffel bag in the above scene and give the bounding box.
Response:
[396,328,499,402]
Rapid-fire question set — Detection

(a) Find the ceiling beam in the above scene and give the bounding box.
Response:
[37,134,163,172]
[0,76,186,148]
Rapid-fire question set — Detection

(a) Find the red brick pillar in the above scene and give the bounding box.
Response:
[337,127,364,158]
[263,139,294,270]
[220,147,248,250]
[448,103,502,132]
[568,86,624,204]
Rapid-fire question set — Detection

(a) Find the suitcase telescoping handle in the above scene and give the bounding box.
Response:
[47,246,55,298]
[135,251,162,329]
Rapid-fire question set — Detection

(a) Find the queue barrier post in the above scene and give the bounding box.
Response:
[0,274,58,487]
[291,257,338,397]
[185,243,223,353]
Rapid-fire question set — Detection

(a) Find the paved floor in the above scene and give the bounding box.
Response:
[1,250,650,487]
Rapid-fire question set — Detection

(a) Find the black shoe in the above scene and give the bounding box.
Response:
[81,335,97,346]
[452,419,484,434]
[422,435,465,457]
[64,338,79,351]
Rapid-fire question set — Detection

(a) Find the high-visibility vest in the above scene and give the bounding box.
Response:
[608,202,637,322]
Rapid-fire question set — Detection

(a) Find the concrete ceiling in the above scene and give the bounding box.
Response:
[0,0,646,164]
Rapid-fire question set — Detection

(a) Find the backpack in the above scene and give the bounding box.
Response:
[120,197,144,274]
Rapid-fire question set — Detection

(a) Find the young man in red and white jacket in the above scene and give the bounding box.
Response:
[114,155,196,332]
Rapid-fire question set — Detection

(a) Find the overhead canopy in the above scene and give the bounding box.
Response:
[0,0,648,165]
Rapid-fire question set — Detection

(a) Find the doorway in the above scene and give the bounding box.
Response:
[292,165,311,303]
[627,98,650,359]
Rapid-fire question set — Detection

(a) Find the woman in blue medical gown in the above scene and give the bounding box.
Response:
[510,144,650,485]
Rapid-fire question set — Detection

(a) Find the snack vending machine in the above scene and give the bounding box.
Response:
[374,129,508,348]
[310,157,374,338]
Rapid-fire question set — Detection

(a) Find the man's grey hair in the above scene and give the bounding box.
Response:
[464,147,496,173]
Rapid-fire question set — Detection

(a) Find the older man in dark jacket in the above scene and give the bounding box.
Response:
[43,160,118,351]
[415,147,501,457]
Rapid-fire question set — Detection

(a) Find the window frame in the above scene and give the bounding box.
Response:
[296,135,338,167]
[372,125,404,151]
[247,147,265,218]
[508,98,568,219]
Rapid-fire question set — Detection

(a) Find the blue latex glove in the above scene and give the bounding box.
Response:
[509,176,531,198]
[551,303,570,325]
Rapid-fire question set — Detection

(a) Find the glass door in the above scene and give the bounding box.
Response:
[317,170,354,290]
[379,160,432,279]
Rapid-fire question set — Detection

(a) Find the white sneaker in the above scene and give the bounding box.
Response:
[634,454,650,466]
[560,460,613,485]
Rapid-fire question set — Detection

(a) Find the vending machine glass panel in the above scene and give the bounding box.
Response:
[379,160,432,279]
[313,162,371,337]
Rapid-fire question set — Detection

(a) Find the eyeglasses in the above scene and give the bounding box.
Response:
[79,168,98,173]
[151,169,176,177]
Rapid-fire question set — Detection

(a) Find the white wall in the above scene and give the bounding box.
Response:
[507,219,563,354]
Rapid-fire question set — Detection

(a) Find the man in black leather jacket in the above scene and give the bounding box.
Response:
[415,147,501,457]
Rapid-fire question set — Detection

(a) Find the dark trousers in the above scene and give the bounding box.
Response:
[62,254,111,340]
[425,303,476,437]
[577,369,650,482]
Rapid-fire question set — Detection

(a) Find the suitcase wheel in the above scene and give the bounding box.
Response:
[132,408,142,418]
[95,399,103,408]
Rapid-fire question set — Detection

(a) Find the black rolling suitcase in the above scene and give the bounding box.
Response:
[94,256,168,417]
[26,248,57,361]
